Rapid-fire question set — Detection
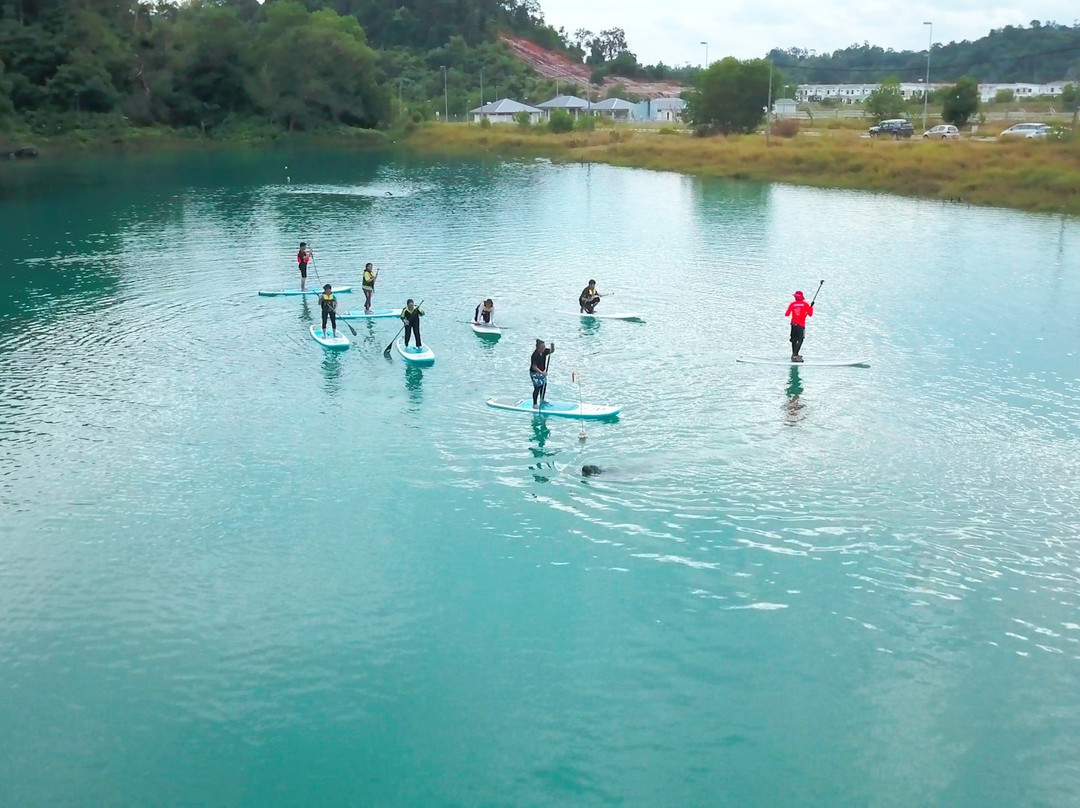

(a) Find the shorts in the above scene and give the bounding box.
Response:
[299,265,308,278]
[531,372,546,389]
[790,324,805,343]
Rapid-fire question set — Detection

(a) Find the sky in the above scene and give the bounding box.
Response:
[537,0,1080,66]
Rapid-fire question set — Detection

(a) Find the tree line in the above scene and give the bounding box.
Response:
[770,21,1080,85]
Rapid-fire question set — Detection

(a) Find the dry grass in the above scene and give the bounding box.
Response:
[407,123,1080,214]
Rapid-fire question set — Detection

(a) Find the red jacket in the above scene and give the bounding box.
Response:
[785,300,813,327]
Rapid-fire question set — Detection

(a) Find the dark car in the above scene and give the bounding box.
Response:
[869,119,915,139]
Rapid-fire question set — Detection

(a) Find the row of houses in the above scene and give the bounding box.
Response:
[796,81,1074,104]
[470,95,687,125]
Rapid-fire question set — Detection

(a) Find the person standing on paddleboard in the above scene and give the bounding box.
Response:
[401,299,425,348]
[362,263,378,312]
[319,284,339,337]
[297,242,312,289]
[579,280,601,314]
[785,290,814,362]
[530,339,555,409]
[474,299,494,324]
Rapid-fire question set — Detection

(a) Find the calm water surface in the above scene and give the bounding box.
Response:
[1,150,1079,806]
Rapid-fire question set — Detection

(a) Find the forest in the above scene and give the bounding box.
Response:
[771,21,1080,85]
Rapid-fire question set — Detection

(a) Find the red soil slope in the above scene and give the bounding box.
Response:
[500,33,685,98]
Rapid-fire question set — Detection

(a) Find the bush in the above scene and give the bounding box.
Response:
[574,114,596,132]
[658,126,677,135]
[478,116,491,129]
[513,111,532,129]
[548,109,574,133]
[771,118,800,138]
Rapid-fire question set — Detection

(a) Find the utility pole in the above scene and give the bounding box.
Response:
[480,67,484,115]
[700,41,708,69]
[923,21,933,132]
[442,65,448,122]
[398,79,404,119]
[766,60,773,144]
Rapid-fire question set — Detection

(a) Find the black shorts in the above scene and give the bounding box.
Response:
[790,324,805,343]
[299,265,307,278]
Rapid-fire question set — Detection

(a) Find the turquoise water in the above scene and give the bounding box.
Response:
[2,150,1079,806]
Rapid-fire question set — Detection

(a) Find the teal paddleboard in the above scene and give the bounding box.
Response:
[395,339,435,365]
[486,397,620,420]
[259,286,352,297]
[310,325,349,350]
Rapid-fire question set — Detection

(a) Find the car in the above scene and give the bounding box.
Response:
[999,123,1052,139]
[923,124,959,140]
[869,119,915,139]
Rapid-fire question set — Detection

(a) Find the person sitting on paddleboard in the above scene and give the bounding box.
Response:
[319,284,338,337]
[362,263,378,312]
[474,299,494,324]
[785,290,814,362]
[530,339,555,409]
[297,242,312,288]
[401,299,424,348]
[579,280,601,314]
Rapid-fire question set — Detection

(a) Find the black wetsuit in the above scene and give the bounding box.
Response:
[401,306,423,347]
[475,304,493,324]
[319,292,337,332]
[579,286,599,314]
[530,348,553,406]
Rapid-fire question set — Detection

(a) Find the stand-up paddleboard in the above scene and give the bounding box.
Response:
[736,356,869,367]
[259,286,352,297]
[471,321,502,337]
[395,339,435,365]
[339,308,398,319]
[572,312,645,322]
[486,398,621,420]
[310,325,350,350]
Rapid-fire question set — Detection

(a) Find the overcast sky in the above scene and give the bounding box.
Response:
[538,0,1079,65]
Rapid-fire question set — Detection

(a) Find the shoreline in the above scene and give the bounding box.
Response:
[402,124,1080,215]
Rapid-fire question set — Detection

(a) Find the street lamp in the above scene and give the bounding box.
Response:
[441,65,448,122]
[700,41,709,69]
[923,21,932,132]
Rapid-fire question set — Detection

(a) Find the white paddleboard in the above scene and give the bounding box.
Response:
[471,321,502,337]
[736,356,869,367]
[259,286,352,296]
[486,397,621,420]
[339,308,398,319]
[396,339,435,365]
[573,312,645,322]
[310,325,349,350]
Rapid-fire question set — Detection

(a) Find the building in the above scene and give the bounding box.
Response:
[536,95,591,117]
[470,99,543,125]
[590,98,638,120]
[772,98,799,118]
[646,97,686,122]
[796,81,1073,105]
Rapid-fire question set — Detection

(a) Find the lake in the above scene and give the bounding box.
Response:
[1,148,1079,806]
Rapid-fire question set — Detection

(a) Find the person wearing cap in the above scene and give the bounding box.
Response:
[297,242,312,289]
[400,299,425,347]
[318,284,338,337]
[785,290,814,362]
[579,280,601,314]
[530,339,555,408]
[474,299,495,324]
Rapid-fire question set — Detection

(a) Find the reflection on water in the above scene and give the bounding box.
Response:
[321,351,342,396]
[786,366,805,424]
[404,364,424,408]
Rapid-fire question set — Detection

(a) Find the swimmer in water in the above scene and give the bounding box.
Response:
[581,465,602,477]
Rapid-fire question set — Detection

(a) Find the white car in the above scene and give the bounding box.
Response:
[923,124,959,140]
[1000,123,1052,139]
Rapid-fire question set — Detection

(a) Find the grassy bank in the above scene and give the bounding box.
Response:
[406,124,1080,214]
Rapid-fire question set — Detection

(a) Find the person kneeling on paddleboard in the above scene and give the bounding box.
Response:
[401,299,425,347]
[319,284,339,337]
[297,242,312,289]
[362,263,378,312]
[531,339,555,409]
[785,290,814,362]
[475,299,494,324]
[579,280,600,314]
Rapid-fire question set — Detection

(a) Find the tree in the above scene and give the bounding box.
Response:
[685,57,776,135]
[1060,83,1078,109]
[994,88,1015,103]
[548,108,573,132]
[941,76,979,128]
[865,76,905,121]
[46,52,119,112]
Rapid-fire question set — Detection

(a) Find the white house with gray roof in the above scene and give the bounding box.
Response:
[470,98,543,125]
[537,95,591,117]
[590,98,638,120]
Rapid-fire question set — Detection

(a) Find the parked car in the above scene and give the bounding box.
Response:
[999,123,1052,139]
[923,124,959,140]
[869,119,915,139]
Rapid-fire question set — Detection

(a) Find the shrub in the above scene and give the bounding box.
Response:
[574,114,596,132]
[658,126,677,135]
[771,118,800,138]
[513,111,532,129]
[548,109,574,133]
[478,116,491,129]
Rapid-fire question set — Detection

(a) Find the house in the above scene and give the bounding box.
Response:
[772,98,799,118]
[536,95,591,117]
[648,97,686,122]
[590,98,637,120]
[470,99,543,125]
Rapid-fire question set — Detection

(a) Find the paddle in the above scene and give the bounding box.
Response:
[810,280,824,306]
[384,299,424,356]
[541,342,553,408]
